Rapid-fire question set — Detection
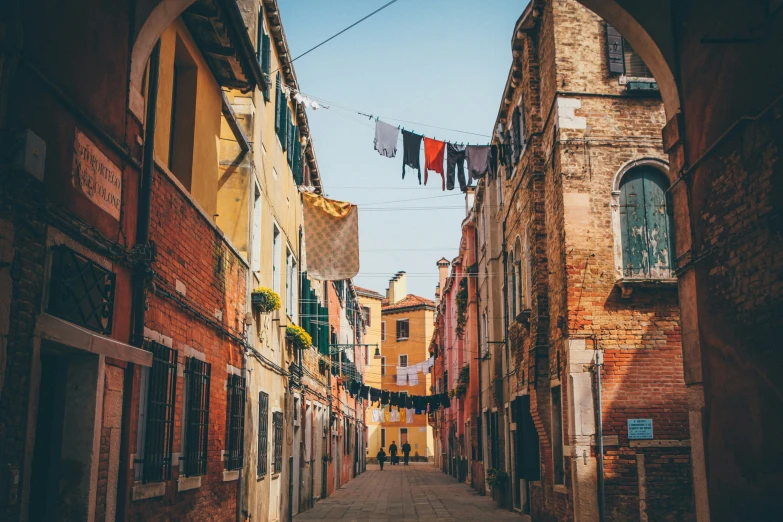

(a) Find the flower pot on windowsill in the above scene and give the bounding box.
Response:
[251,287,281,314]
[286,324,312,351]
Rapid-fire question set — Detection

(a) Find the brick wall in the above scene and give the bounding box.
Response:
[126,166,246,522]
[493,1,695,520]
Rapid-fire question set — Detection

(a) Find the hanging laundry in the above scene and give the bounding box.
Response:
[422,357,434,374]
[396,367,407,386]
[401,130,424,183]
[302,193,359,280]
[381,390,390,405]
[466,145,490,185]
[407,366,419,386]
[446,143,468,192]
[384,408,391,422]
[372,408,381,423]
[374,120,399,158]
[406,408,415,424]
[360,384,369,398]
[370,387,381,404]
[391,408,401,422]
[441,393,451,408]
[423,137,446,189]
[489,144,499,179]
[405,395,414,409]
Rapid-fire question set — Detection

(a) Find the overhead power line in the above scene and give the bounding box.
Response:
[273,0,401,75]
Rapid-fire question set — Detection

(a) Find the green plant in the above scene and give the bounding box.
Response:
[455,277,469,339]
[251,287,281,313]
[486,468,509,487]
[286,324,312,351]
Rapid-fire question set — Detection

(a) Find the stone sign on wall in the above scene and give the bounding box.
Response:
[72,128,122,220]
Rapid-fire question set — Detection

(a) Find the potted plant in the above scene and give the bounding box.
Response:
[486,467,509,488]
[251,287,281,314]
[286,324,312,351]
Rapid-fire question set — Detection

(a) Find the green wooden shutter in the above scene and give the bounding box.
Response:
[619,168,674,278]
[642,170,674,278]
[274,74,282,133]
[261,34,271,102]
[620,170,648,277]
[292,126,301,184]
[300,274,309,333]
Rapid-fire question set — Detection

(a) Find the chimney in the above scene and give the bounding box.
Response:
[386,271,407,305]
[436,258,450,300]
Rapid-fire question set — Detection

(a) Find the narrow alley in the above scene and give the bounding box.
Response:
[294,464,522,522]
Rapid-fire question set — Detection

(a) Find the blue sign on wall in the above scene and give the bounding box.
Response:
[627,419,653,440]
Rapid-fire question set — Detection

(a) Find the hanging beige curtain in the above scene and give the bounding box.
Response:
[302,192,359,281]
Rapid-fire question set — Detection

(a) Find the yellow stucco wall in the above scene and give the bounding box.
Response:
[154,19,223,219]
[367,303,434,459]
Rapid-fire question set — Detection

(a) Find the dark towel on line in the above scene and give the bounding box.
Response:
[466,145,490,185]
[402,130,423,184]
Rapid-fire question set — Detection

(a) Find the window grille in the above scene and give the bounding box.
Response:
[258,391,269,476]
[273,411,284,473]
[183,357,210,477]
[225,374,246,471]
[141,341,178,483]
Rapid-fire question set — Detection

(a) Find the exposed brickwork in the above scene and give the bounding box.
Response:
[126,166,246,522]
[490,1,694,520]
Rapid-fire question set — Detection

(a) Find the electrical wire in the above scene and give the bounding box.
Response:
[272,0,401,75]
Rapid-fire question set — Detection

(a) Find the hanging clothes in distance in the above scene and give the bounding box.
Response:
[384,408,391,422]
[372,409,381,423]
[390,408,401,422]
[406,408,414,424]
[423,137,446,190]
[446,143,468,192]
[374,120,399,158]
[466,145,490,185]
[396,367,407,386]
[407,366,419,386]
[422,357,434,374]
[401,130,424,183]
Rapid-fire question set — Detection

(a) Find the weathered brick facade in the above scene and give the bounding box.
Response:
[473,1,696,520]
[125,166,247,521]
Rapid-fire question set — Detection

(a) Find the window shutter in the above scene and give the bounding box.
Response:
[606,23,625,74]
[274,74,282,132]
[396,321,401,340]
[262,34,271,74]
[512,107,521,162]
[519,93,526,147]
[292,126,302,184]
[280,99,288,150]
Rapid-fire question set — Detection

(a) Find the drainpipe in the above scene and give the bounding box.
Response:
[118,40,160,522]
[594,348,606,522]
[237,351,247,522]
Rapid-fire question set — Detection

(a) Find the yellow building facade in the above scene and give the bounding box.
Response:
[365,273,435,461]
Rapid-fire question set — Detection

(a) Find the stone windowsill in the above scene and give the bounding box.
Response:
[271,472,281,480]
[132,481,166,501]
[223,469,240,482]
[257,473,267,482]
[178,475,202,492]
[616,277,677,298]
[553,484,569,494]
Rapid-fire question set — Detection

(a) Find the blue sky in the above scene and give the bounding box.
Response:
[278,0,525,298]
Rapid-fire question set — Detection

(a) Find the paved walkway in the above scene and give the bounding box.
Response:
[294,463,523,521]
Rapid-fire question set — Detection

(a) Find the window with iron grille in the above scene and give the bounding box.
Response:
[140,341,178,483]
[183,357,210,477]
[257,391,269,476]
[225,374,246,471]
[273,411,284,473]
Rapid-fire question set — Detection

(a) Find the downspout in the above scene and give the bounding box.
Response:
[119,40,160,522]
[237,352,247,522]
[594,346,605,522]
[500,221,510,507]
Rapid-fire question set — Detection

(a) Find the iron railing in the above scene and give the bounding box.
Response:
[273,411,283,473]
[183,357,210,476]
[141,341,178,483]
[257,391,269,476]
[225,373,246,471]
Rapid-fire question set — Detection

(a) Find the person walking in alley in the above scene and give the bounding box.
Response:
[377,447,387,470]
[389,440,398,465]
[402,441,411,465]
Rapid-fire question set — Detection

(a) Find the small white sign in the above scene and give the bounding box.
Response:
[627,418,653,440]
[72,129,122,220]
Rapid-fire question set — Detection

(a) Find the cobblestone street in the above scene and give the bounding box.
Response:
[294,464,523,521]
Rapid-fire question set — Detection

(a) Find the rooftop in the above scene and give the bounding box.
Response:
[382,294,437,312]
[355,286,385,300]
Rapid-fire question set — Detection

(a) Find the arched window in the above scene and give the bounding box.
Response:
[618,167,675,279]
